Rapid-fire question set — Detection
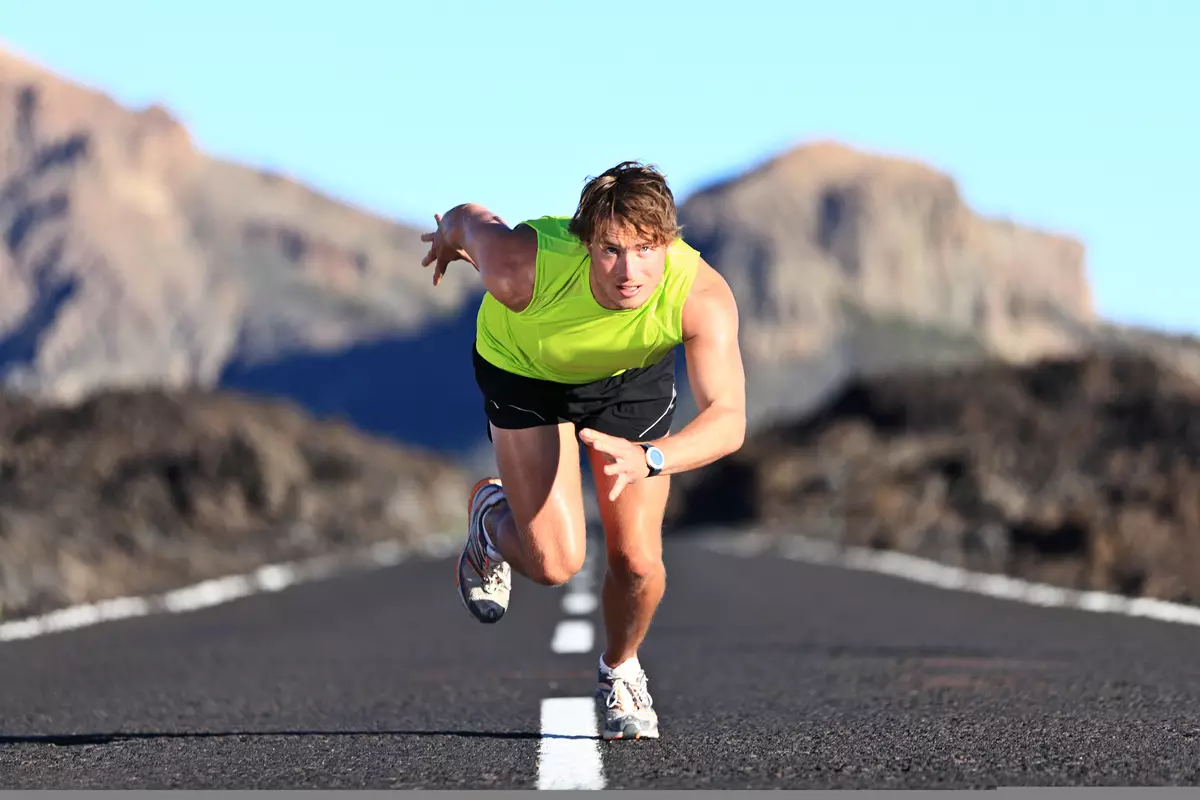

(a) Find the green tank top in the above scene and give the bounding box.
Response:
[475,215,700,384]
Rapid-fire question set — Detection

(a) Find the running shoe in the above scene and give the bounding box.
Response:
[455,477,511,623]
[596,665,659,740]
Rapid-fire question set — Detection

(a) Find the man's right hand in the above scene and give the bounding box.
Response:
[417,204,537,312]
[420,211,478,287]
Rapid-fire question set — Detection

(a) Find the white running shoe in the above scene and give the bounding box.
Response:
[455,477,511,624]
[596,665,659,740]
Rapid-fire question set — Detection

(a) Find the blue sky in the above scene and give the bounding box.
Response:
[4,0,1197,333]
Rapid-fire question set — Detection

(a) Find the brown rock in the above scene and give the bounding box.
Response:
[0,386,471,621]
[670,350,1200,606]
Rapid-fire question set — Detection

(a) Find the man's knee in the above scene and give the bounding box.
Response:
[526,543,586,586]
[520,521,587,586]
[606,545,663,584]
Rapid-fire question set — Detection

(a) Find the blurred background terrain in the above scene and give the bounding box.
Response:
[1,1,1198,620]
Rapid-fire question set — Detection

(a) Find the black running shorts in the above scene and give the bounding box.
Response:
[472,345,678,443]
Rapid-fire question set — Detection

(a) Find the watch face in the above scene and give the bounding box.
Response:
[647,447,665,469]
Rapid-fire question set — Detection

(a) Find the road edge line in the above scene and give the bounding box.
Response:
[699,527,1200,628]
[0,532,460,643]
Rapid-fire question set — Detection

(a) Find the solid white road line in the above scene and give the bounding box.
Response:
[701,526,1200,629]
[550,619,595,653]
[0,535,458,644]
[537,697,605,790]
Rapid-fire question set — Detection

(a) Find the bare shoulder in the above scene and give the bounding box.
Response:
[681,256,739,342]
[477,217,540,312]
[504,220,541,263]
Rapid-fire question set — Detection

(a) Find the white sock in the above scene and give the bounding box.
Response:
[600,654,642,680]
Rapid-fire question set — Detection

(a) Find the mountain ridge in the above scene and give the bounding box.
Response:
[3,42,1187,466]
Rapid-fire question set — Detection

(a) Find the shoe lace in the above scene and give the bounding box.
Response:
[606,672,653,712]
[482,559,509,592]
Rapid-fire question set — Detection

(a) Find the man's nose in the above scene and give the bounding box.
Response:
[614,253,629,277]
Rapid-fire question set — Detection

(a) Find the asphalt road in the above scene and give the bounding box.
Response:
[2,531,1200,789]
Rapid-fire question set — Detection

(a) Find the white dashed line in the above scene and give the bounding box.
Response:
[537,697,605,790]
[550,619,595,653]
[538,535,605,789]
[562,592,599,615]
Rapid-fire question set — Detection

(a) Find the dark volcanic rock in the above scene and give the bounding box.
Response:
[670,352,1200,605]
[0,388,470,621]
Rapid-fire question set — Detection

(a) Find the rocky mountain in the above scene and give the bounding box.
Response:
[0,385,470,621]
[0,45,486,456]
[680,141,1095,365]
[0,44,1188,466]
[668,351,1200,606]
[672,141,1099,427]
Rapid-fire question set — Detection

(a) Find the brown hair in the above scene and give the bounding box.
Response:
[568,160,681,248]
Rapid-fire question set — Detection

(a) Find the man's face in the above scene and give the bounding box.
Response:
[587,223,667,310]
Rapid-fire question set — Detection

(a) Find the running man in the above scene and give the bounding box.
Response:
[419,161,746,740]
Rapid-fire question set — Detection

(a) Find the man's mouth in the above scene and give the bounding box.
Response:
[618,284,641,298]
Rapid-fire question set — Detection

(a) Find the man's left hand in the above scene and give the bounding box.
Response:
[578,428,649,502]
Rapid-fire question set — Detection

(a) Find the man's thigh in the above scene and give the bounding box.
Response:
[490,421,589,574]
[473,346,590,572]
[569,353,677,563]
[585,445,669,570]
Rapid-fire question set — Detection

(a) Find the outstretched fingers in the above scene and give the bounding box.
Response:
[421,214,443,245]
[421,213,448,281]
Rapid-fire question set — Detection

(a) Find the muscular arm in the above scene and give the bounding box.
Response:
[436,203,537,312]
[648,258,746,475]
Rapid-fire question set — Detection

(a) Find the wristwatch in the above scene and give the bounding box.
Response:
[639,443,665,477]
